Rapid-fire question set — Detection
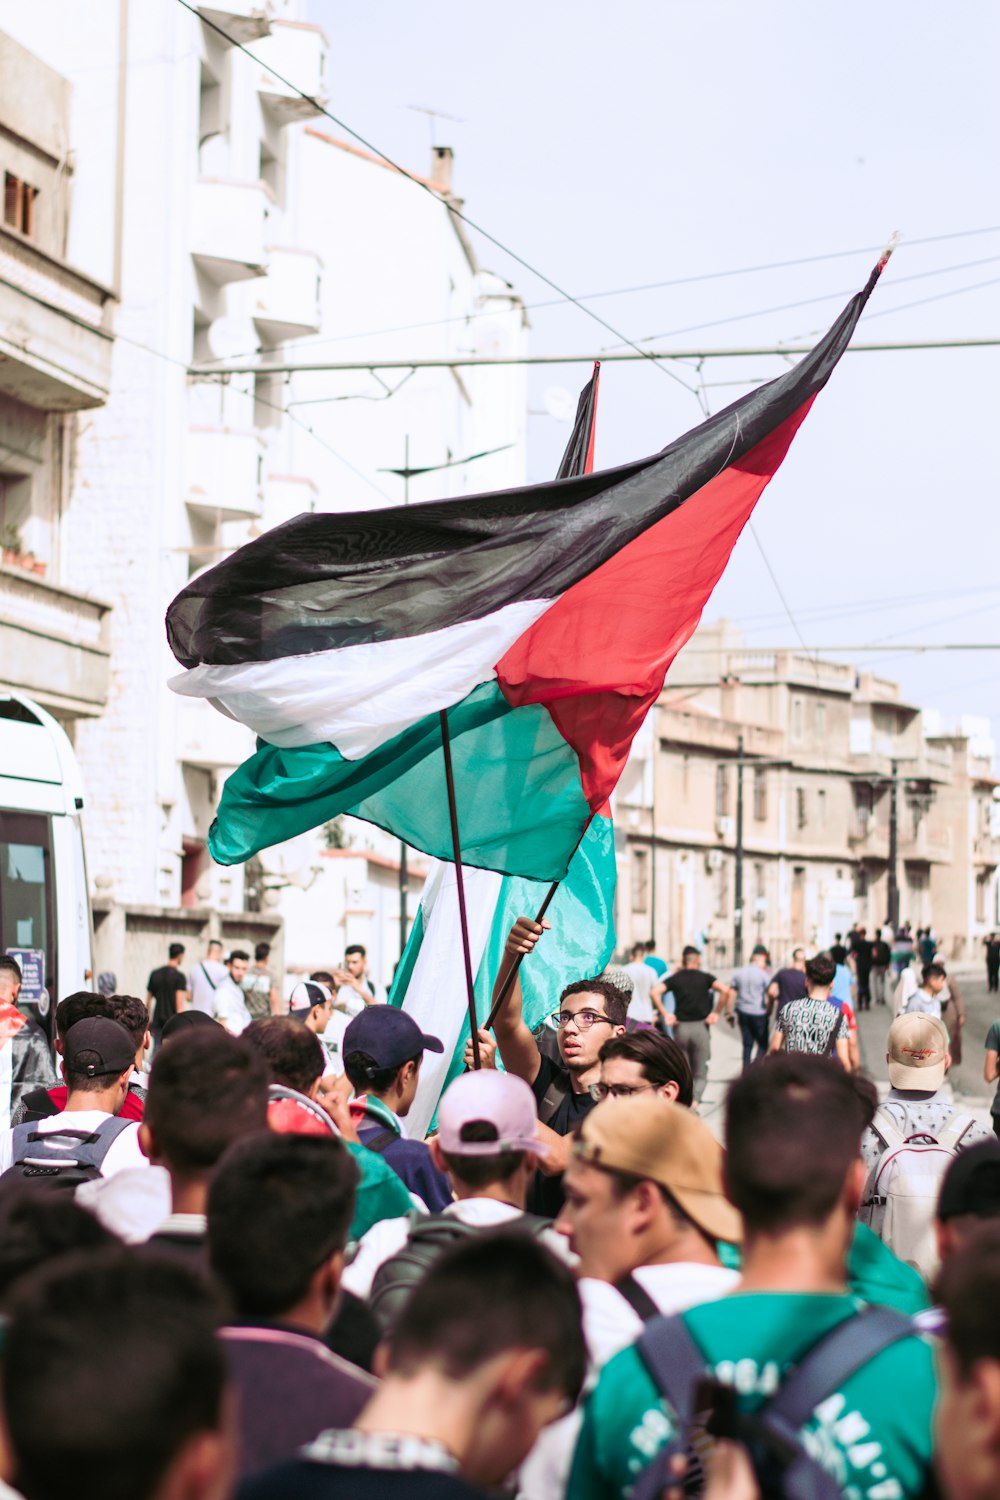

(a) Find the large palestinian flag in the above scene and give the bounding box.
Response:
[166,260,887,880]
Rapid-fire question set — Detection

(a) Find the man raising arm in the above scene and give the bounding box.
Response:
[487,917,626,1218]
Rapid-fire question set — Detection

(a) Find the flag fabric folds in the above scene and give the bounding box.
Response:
[166,264,886,881]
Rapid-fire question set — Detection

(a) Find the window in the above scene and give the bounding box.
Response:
[817,789,827,827]
[854,867,868,898]
[792,698,803,738]
[976,873,989,924]
[715,764,729,818]
[4,174,38,236]
[753,767,767,822]
[816,702,827,738]
[754,862,766,900]
[681,754,690,799]
[715,862,728,918]
[796,787,808,829]
[855,783,873,829]
[631,848,649,914]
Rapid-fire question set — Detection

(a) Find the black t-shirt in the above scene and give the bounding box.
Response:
[666,968,717,1023]
[239,1459,486,1500]
[853,939,873,976]
[772,967,808,1011]
[147,965,187,1029]
[871,940,891,967]
[527,1053,595,1218]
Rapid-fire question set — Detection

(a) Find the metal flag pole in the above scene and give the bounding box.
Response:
[438,708,481,1069]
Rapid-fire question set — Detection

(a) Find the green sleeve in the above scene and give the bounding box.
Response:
[986,1021,1000,1051]
[345,1141,414,1240]
[568,1347,676,1500]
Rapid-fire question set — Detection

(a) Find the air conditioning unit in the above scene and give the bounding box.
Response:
[705,849,724,872]
[716,816,734,840]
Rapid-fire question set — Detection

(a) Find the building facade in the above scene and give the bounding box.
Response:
[615,622,998,968]
[0,1,527,996]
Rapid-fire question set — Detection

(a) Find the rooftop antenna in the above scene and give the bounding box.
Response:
[406,104,465,148]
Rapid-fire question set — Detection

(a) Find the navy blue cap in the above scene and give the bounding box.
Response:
[343,1004,443,1072]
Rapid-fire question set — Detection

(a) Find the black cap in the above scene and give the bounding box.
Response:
[161,1010,219,1043]
[63,1017,135,1077]
[343,1004,443,1073]
[938,1140,1000,1222]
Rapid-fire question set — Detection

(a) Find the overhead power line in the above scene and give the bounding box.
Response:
[176,0,704,400]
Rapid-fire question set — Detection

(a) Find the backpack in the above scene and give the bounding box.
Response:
[3,1116,134,1191]
[631,1305,914,1500]
[369,1210,552,1331]
[860,1106,976,1276]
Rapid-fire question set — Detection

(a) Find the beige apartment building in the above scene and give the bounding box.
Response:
[614,623,999,969]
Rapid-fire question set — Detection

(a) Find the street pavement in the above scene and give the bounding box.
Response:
[698,966,1000,1145]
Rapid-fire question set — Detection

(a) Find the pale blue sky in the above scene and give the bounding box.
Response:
[309,1,1000,733]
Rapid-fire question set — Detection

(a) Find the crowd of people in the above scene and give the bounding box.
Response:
[1,917,1000,1500]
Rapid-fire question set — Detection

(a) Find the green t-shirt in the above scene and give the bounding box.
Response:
[715,1226,929,1315]
[344,1140,413,1242]
[568,1293,936,1500]
[986,1020,1000,1114]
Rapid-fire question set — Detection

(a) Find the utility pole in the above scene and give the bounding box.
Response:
[887,758,900,931]
[649,702,658,946]
[734,735,745,967]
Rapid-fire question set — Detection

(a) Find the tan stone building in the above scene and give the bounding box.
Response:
[614,623,997,968]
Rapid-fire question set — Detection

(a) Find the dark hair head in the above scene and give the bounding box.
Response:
[207,940,223,954]
[105,994,150,1051]
[388,1232,585,1404]
[208,1133,358,1317]
[598,1030,694,1107]
[243,1016,324,1095]
[144,1030,268,1173]
[935,1222,1000,1373]
[558,978,628,1029]
[227,950,249,965]
[168,943,185,961]
[344,1048,419,1095]
[805,951,836,988]
[0,1185,116,1308]
[253,942,271,963]
[851,1071,880,1132]
[310,971,335,985]
[440,1120,528,1191]
[681,946,701,964]
[0,954,22,984]
[344,945,366,959]
[724,1054,868,1234]
[2,1249,226,1500]
[922,962,946,984]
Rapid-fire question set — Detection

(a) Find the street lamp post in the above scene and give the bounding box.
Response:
[734,735,745,967]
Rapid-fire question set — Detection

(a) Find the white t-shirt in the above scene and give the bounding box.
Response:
[212,977,251,1035]
[189,959,229,1014]
[0,1110,149,1180]
[624,961,657,1023]
[519,1261,740,1500]
[321,1009,350,1077]
[341,1196,569,1300]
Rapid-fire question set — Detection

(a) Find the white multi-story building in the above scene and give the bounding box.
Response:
[0,1,527,994]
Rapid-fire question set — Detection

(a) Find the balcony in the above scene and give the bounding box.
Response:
[251,247,322,341]
[186,426,263,522]
[197,2,272,43]
[973,833,1000,868]
[253,21,329,121]
[177,695,252,772]
[191,179,269,285]
[0,225,114,411]
[0,562,111,717]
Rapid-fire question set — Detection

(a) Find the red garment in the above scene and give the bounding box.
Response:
[46,1085,145,1121]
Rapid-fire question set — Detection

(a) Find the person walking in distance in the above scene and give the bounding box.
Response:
[766,947,807,1022]
[241,942,279,1021]
[622,943,667,1030]
[768,951,851,1067]
[188,938,228,1016]
[728,944,771,1071]
[985,931,1000,994]
[146,942,189,1051]
[870,930,892,1007]
[659,947,732,1105]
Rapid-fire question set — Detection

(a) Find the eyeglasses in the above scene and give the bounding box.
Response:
[589,1082,658,1101]
[551,1009,613,1031]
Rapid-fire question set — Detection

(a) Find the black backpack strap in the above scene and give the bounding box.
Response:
[615,1272,660,1322]
[763,1306,914,1433]
[364,1128,398,1154]
[537,1071,569,1127]
[636,1313,709,1429]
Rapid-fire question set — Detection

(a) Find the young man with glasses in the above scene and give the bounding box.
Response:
[593,1030,693,1105]
[488,916,627,1217]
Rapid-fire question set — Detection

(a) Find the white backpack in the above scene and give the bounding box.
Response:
[860,1105,976,1279]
